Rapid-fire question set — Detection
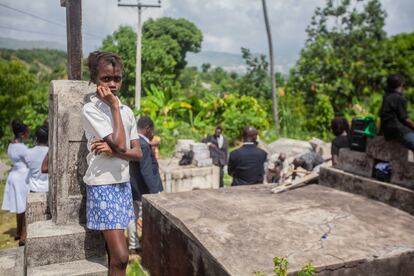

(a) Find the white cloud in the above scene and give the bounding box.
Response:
[0,0,412,63]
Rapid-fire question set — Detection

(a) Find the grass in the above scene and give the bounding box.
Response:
[127,255,148,276]
[0,178,18,249]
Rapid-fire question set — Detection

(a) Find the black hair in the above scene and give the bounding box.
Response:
[215,126,223,131]
[36,125,48,144]
[137,116,154,129]
[331,117,349,136]
[386,74,404,93]
[11,119,28,137]
[87,51,124,84]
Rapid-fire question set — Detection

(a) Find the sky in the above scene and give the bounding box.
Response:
[0,0,413,66]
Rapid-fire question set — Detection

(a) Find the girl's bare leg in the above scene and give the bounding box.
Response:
[102,229,129,276]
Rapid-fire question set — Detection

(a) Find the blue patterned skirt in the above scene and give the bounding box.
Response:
[86,182,135,230]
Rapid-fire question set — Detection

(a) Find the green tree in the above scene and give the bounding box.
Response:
[101,18,203,102]
[288,0,387,113]
[0,59,35,140]
[238,47,271,101]
[143,17,203,76]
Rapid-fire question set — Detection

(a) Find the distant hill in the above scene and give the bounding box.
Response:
[0,37,66,51]
[186,50,294,74]
[0,48,67,80]
[0,37,295,74]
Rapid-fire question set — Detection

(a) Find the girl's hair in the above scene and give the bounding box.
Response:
[36,125,48,144]
[87,51,124,84]
[11,119,28,137]
[331,117,349,136]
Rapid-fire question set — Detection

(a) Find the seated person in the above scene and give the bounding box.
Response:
[267,153,288,183]
[228,126,267,186]
[380,74,414,151]
[331,117,350,166]
[292,151,324,179]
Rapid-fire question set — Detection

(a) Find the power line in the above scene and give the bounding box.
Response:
[0,25,66,37]
[0,3,65,28]
[0,2,103,39]
[0,25,102,41]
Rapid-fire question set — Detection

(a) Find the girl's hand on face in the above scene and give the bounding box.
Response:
[97,85,118,107]
[91,140,114,156]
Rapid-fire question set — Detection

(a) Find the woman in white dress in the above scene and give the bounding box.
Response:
[2,119,30,245]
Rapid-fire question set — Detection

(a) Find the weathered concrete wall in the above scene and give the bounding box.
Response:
[49,80,93,225]
[159,159,220,193]
[141,184,414,275]
[336,137,413,190]
[26,192,50,224]
[319,166,414,215]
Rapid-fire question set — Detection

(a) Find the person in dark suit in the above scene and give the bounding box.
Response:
[202,126,228,187]
[127,116,163,253]
[228,126,267,186]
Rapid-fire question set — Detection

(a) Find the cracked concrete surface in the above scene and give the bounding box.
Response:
[142,184,414,275]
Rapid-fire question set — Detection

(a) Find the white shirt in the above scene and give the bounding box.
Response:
[139,133,150,144]
[82,95,139,185]
[25,145,49,192]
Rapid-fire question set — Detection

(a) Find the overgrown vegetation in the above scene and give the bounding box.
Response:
[0,0,413,156]
[253,257,315,276]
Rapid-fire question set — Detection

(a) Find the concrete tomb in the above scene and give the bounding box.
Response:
[141,137,414,275]
[159,139,220,193]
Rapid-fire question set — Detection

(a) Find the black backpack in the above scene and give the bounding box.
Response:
[179,150,194,166]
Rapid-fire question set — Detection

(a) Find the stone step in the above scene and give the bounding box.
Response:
[319,166,414,215]
[26,220,105,268]
[0,247,24,276]
[28,257,107,276]
[26,192,51,224]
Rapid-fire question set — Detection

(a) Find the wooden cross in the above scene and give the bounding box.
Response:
[61,0,82,80]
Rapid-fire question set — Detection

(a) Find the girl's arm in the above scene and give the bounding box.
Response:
[91,139,142,161]
[97,86,127,153]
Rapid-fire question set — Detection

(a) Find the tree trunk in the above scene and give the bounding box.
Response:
[261,0,280,133]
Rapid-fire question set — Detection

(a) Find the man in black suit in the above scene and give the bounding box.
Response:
[203,126,228,187]
[127,116,163,253]
[228,126,267,186]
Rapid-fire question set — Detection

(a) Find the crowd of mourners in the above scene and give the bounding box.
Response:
[2,50,413,275]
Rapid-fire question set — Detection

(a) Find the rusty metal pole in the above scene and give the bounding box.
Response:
[61,0,83,80]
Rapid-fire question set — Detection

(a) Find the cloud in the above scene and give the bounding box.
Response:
[0,0,413,62]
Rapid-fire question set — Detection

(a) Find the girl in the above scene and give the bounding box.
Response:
[82,51,142,275]
[2,119,30,246]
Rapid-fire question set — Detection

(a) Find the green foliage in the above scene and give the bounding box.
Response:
[273,257,288,276]
[221,94,270,143]
[127,259,147,276]
[143,17,203,75]
[289,0,387,109]
[308,94,335,140]
[100,18,203,102]
[298,263,316,276]
[0,49,66,148]
[238,48,271,101]
[0,59,35,143]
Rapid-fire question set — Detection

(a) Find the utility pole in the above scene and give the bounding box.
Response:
[117,0,161,110]
[261,0,279,133]
[60,0,83,80]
